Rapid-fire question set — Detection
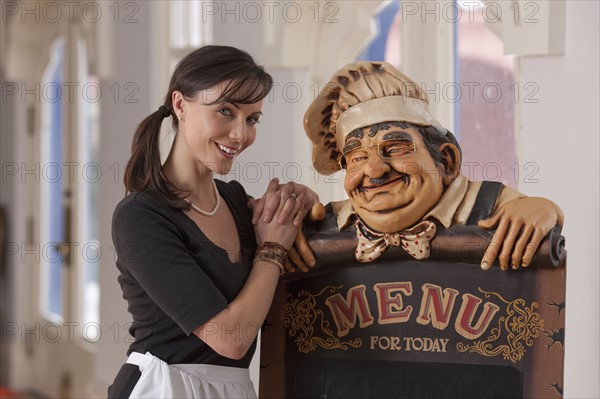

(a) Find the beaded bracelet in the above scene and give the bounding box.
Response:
[253,242,288,274]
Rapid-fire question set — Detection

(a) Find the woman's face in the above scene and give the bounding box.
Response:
[172,81,264,175]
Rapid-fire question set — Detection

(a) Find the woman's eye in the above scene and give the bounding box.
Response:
[247,116,260,126]
[218,108,232,116]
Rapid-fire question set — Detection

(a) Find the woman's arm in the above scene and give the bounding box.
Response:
[193,187,309,359]
[193,259,281,359]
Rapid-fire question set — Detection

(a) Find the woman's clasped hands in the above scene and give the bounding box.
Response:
[249,178,324,273]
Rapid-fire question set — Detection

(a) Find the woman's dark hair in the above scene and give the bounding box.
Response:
[123,45,273,206]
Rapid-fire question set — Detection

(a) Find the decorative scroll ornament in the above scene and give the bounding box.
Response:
[457,288,544,363]
[282,286,362,354]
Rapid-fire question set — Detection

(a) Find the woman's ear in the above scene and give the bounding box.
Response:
[171,91,184,120]
[438,143,461,185]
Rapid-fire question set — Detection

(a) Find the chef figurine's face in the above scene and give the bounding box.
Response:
[342,124,459,233]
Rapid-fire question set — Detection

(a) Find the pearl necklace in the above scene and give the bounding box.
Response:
[184,179,221,217]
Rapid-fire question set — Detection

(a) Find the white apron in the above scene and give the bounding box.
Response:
[127,352,257,399]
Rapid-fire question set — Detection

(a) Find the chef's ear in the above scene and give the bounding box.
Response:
[438,143,461,186]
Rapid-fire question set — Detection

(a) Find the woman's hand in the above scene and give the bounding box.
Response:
[249,179,324,272]
[253,189,307,250]
[249,178,320,227]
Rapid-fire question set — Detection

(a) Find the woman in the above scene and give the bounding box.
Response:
[108,45,314,398]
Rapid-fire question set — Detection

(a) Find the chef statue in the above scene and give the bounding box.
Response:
[289,61,564,273]
[260,62,567,399]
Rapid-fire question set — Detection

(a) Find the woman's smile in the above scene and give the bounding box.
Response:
[215,142,241,159]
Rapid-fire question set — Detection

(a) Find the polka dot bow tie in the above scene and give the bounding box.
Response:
[355,219,437,262]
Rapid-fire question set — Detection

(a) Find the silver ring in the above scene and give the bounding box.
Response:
[290,193,297,199]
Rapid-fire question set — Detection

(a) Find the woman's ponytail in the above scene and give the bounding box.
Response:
[123,107,183,206]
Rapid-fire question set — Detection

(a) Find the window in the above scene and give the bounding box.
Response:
[357,0,401,64]
[358,0,518,187]
[169,0,213,70]
[38,35,101,337]
[39,36,65,321]
[456,1,517,187]
[77,38,101,339]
